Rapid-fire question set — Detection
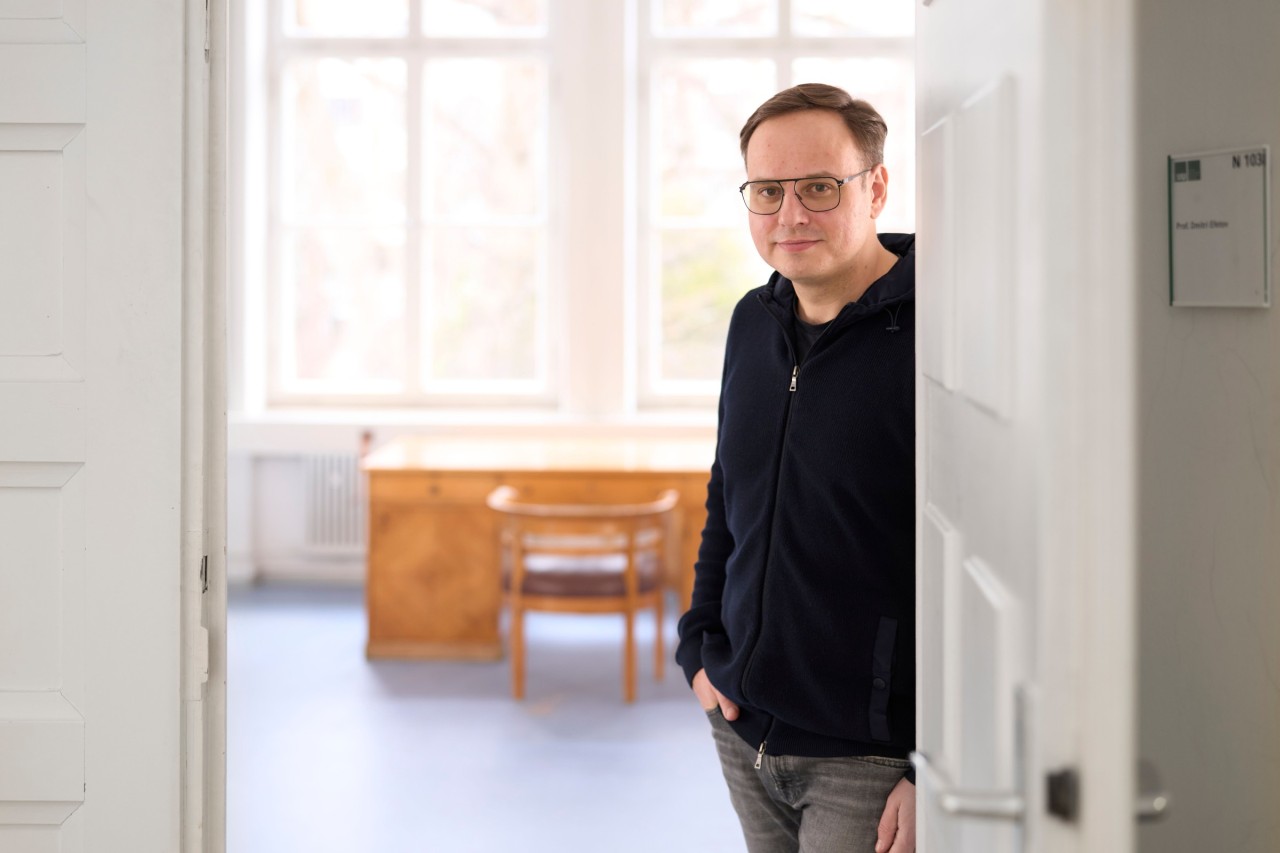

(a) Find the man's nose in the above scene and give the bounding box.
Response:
[776,185,811,225]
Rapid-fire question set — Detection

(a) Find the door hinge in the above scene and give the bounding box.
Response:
[1046,767,1080,822]
[200,554,209,594]
[204,0,211,61]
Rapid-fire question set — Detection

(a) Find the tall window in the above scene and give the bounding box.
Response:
[269,0,551,406]
[247,0,913,412]
[636,0,914,402]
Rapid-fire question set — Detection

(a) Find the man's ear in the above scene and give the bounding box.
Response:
[869,163,890,219]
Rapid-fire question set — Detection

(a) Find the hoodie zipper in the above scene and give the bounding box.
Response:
[740,297,846,705]
[738,297,862,708]
[734,298,802,707]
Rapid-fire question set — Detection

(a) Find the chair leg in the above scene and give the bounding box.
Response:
[511,604,525,701]
[653,592,664,682]
[623,608,636,703]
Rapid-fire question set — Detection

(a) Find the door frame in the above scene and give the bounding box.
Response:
[180,0,229,850]
[1051,0,1139,848]
[1022,0,1140,848]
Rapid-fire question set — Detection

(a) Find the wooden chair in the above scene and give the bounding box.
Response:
[485,484,679,703]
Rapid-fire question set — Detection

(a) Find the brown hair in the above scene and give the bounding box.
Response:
[739,83,887,169]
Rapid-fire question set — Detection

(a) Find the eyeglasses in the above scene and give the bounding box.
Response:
[737,168,873,215]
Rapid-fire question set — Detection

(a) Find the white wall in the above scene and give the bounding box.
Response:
[1136,2,1280,850]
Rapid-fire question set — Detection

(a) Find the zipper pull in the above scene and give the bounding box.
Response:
[789,366,798,392]
[755,741,767,770]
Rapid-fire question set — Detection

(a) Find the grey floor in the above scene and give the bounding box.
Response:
[228,585,744,852]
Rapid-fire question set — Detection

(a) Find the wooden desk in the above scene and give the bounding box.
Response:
[362,435,715,660]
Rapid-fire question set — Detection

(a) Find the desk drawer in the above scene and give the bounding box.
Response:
[368,472,500,505]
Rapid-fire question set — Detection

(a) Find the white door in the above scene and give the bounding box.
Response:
[0,2,219,851]
[914,1,1140,851]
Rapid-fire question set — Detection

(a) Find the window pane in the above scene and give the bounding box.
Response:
[424,59,547,220]
[286,228,406,385]
[793,57,915,231]
[424,227,543,382]
[654,0,776,36]
[282,58,407,224]
[791,0,912,37]
[659,228,768,382]
[655,59,775,220]
[423,0,548,36]
[286,0,408,37]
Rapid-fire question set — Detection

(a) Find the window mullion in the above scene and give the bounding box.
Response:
[266,0,285,404]
[408,0,422,39]
[556,0,628,418]
[405,49,424,401]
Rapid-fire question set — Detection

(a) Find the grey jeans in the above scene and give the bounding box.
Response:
[707,707,911,853]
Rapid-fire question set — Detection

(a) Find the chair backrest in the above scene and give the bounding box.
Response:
[485,485,679,521]
[486,485,680,592]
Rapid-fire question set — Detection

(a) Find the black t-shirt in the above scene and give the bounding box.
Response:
[792,311,830,365]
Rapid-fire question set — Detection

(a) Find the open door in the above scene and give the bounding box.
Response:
[0,2,225,851]
[915,1,1139,851]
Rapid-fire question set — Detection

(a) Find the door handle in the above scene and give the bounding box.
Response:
[941,789,1026,819]
[911,685,1030,821]
[911,751,1027,819]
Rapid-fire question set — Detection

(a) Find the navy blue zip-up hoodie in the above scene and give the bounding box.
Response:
[677,233,916,760]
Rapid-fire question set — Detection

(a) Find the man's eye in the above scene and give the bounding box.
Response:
[803,181,835,194]
[754,185,782,198]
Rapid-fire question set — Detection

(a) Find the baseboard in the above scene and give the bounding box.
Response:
[256,556,365,586]
[227,552,258,586]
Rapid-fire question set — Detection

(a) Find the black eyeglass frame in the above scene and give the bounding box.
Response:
[737,167,874,215]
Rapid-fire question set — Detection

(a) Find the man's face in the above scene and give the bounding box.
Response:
[743,109,887,289]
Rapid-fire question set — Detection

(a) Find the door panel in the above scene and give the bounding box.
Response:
[954,77,1014,420]
[918,505,957,769]
[0,7,89,845]
[957,556,1021,792]
[915,5,1033,845]
[917,117,955,390]
[0,1,190,850]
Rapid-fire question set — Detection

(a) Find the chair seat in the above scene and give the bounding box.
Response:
[506,553,662,598]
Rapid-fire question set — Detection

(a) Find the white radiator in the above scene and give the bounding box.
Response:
[302,453,367,555]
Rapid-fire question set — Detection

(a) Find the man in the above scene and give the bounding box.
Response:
[676,83,917,853]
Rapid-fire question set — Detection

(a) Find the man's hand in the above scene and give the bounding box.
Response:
[692,668,740,721]
[874,776,916,853]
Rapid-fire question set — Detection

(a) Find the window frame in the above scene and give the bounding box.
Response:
[261,0,561,409]
[632,0,914,407]
[233,0,912,419]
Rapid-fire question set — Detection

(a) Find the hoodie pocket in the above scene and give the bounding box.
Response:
[868,616,897,743]
[701,630,731,674]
